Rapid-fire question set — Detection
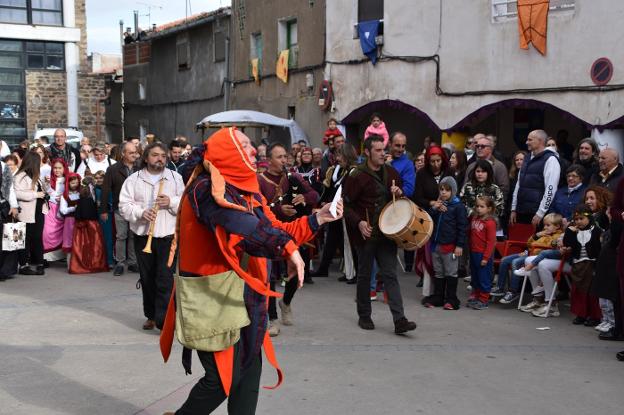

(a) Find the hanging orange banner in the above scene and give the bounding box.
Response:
[276,49,289,83]
[518,0,549,55]
[251,58,260,85]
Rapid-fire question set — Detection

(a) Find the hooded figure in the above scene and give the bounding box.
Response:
[160,127,339,414]
[422,176,468,310]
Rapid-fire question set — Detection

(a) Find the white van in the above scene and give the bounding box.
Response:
[34,127,83,150]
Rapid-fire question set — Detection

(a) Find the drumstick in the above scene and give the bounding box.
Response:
[365,209,370,227]
[392,179,396,209]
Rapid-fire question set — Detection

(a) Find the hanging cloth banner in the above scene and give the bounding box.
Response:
[276,49,289,83]
[517,0,549,55]
[251,58,260,85]
[357,20,380,64]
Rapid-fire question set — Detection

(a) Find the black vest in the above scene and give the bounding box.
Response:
[517,150,558,214]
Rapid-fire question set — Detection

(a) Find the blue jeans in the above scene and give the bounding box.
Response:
[470,252,494,294]
[507,249,562,293]
[497,253,526,291]
[529,249,561,265]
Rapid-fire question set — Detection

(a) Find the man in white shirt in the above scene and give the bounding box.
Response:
[510,130,561,226]
[119,143,184,331]
[77,141,116,177]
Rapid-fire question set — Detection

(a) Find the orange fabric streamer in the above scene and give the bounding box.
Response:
[517,0,549,55]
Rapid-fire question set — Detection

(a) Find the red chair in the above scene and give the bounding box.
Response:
[494,223,535,270]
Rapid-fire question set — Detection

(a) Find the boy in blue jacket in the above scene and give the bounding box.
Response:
[423,176,468,310]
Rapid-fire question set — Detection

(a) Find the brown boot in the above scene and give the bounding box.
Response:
[142,319,155,330]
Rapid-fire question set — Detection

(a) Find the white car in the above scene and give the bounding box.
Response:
[34,128,83,150]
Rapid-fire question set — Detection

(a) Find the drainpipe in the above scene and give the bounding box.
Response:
[224,35,230,111]
[63,0,79,128]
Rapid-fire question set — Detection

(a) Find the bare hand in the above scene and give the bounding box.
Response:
[281,204,297,217]
[316,199,343,225]
[100,213,109,222]
[156,194,170,208]
[142,208,157,222]
[291,194,306,206]
[480,260,487,267]
[509,211,517,226]
[286,250,305,288]
[454,247,463,258]
[358,220,372,239]
[36,192,45,199]
[390,185,403,197]
[9,208,18,218]
[531,215,541,227]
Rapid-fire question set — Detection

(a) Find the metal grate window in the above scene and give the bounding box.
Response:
[492,0,575,21]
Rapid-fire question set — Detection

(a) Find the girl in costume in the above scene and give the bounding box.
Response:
[42,159,69,253]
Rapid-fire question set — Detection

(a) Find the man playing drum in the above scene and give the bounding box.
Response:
[343,134,417,334]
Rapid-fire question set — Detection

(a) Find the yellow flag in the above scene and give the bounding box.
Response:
[251,58,260,85]
[276,49,289,83]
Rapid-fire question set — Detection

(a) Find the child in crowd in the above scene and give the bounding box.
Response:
[563,204,603,327]
[494,213,564,305]
[460,159,505,217]
[42,159,69,253]
[94,170,115,267]
[364,112,389,148]
[60,173,81,265]
[322,118,341,145]
[69,176,108,274]
[468,196,497,310]
[423,177,468,310]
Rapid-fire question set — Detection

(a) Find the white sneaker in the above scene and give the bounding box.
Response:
[531,286,545,295]
[514,268,530,277]
[463,276,471,282]
[597,322,613,333]
[268,320,280,337]
[466,284,472,291]
[520,300,543,313]
[531,303,560,318]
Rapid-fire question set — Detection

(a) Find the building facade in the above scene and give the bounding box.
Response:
[0,0,114,145]
[122,9,231,143]
[229,0,327,146]
[326,0,624,154]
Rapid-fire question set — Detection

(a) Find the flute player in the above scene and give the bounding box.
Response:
[119,143,184,331]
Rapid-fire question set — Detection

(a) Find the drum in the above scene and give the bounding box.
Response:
[378,198,433,251]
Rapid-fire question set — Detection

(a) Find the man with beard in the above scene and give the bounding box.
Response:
[573,138,599,184]
[258,143,319,335]
[119,143,184,330]
[344,134,417,334]
[48,128,81,172]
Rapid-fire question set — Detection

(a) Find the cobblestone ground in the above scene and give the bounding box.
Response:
[0,263,621,415]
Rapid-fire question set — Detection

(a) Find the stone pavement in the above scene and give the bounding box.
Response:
[0,263,622,415]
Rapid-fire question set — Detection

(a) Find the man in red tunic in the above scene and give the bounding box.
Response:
[161,127,342,414]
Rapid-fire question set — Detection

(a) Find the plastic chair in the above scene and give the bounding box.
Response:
[494,223,535,270]
[517,254,569,316]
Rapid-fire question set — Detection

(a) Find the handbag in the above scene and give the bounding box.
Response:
[174,262,251,352]
[2,220,26,251]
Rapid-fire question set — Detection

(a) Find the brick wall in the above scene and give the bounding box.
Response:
[78,73,107,141]
[25,71,68,137]
[75,0,89,72]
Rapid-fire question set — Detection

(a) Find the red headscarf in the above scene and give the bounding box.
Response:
[204,127,259,194]
[425,145,449,173]
[49,158,69,190]
[63,172,81,203]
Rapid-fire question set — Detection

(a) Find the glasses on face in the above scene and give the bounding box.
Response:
[466,141,474,146]
[475,144,491,149]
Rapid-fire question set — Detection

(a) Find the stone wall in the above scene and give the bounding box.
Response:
[78,73,107,141]
[25,71,68,136]
[75,0,89,73]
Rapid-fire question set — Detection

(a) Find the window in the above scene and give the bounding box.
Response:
[278,19,298,68]
[176,33,190,70]
[492,0,574,21]
[0,0,63,26]
[249,32,262,77]
[213,30,226,62]
[355,0,384,37]
[0,38,64,144]
[358,0,383,22]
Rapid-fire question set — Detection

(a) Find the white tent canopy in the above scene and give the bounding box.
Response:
[197,110,308,144]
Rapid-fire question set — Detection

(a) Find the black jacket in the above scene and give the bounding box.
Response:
[563,225,602,261]
[100,161,135,213]
[412,167,453,209]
